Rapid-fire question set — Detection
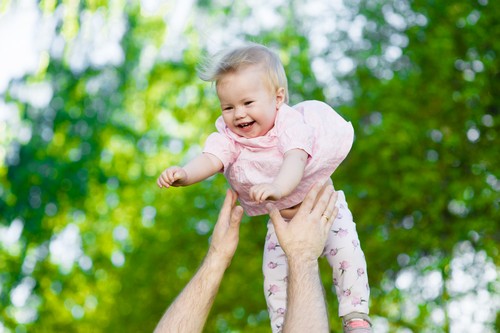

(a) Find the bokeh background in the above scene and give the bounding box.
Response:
[0,0,499,332]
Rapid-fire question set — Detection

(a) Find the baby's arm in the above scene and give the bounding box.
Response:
[250,149,308,203]
[157,153,223,188]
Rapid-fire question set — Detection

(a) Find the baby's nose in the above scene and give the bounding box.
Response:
[235,106,246,118]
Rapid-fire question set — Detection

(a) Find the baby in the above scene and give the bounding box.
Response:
[157,43,372,333]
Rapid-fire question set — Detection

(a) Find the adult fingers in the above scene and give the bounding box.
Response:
[311,184,334,218]
[300,182,324,214]
[324,206,338,231]
[266,203,285,231]
[219,189,236,218]
[322,190,338,222]
[228,189,238,207]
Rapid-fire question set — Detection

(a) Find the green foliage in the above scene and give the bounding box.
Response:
[0,0,498,332]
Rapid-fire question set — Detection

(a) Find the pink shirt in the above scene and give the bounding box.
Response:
[203,100,354,216]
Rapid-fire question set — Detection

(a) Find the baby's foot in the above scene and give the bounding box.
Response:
[342,312,372,333]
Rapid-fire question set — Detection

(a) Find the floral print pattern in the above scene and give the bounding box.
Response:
[262,191,370,333]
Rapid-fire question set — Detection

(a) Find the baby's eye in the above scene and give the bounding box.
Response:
[222,106,233,111]
[244,101,254,106]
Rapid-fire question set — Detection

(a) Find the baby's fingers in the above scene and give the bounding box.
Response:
[249,186,259,202]
[257,190,271,203]
[165,170,177,183]
[158,172,173,188]
[250,186,266,203]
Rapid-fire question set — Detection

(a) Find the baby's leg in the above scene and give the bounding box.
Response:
[323,190,370,317]
[262,220,288,333]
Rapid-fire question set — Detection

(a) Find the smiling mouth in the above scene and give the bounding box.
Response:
[238,121,255,128]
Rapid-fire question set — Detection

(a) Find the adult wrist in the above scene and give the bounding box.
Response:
[286,253,320,270]
[205,249,233,270]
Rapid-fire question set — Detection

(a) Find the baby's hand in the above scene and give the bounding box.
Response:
[250,183,283,203]
[157,166,188,188]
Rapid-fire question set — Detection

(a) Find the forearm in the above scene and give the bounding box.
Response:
[181,153,223,185]
[154,254,229,333]
[273,149,308,196]
[283,256,329,333]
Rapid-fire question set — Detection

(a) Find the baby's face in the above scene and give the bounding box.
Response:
[216,65,284,138]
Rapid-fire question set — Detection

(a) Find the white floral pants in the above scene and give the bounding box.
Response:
[262,191,370,332]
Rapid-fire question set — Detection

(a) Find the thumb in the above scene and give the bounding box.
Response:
[172,169,182,180]
[230,206,244,228]
[266,203,284,230]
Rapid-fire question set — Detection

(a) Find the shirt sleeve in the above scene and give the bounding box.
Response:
[203,132,237,172]
[276,106,314,156]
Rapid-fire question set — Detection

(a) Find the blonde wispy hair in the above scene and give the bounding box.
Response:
[198,43,289,103]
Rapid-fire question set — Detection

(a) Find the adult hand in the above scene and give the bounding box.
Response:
[207,189,244,265]
[154,189,243,333]
[266,182,338,261]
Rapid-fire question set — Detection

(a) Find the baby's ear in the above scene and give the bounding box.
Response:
[276,87,286,108]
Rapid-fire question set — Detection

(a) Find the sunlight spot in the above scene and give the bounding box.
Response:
[67,9,126,73]
[11,305,38,325]
[10,82,53,109]
[111,250,125,267]
[142,206,156,227]
[347,15,366,42]
[22,245,48,275]
[397,253,410,267]
[106,192,119,208]
[395,269,415,290]
[370,112,382,126]
[401,215,414,229]
[160,0,195,61]
[168,139,184,154]
[0,1,45,93]
[45,202,58,217]
[463,69,475,81]
[140,0,162,15]
[384,45,402,62]
[195,219,211,235]
[431,307,445,326]
[337,57,355,75]
[422,270,442,300]
[482,114,493,127]
[10,277,36,307]
[85,295,98,310]
[466,127,480,142]
[383,5,407,30]
[486,174,500,191]
[402,298,420,321]
[390,33,409,48]
[472,60,484,72]
[71,304,84,319]
[78,256,93,271]
[113,225,129,242]
[426,149,438,162]
[429,129,443,142]
[0,218,24,246]
[466,10,481,25]
[448,199,468,217]
[49,224,83,273]
[68,147,82,161]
